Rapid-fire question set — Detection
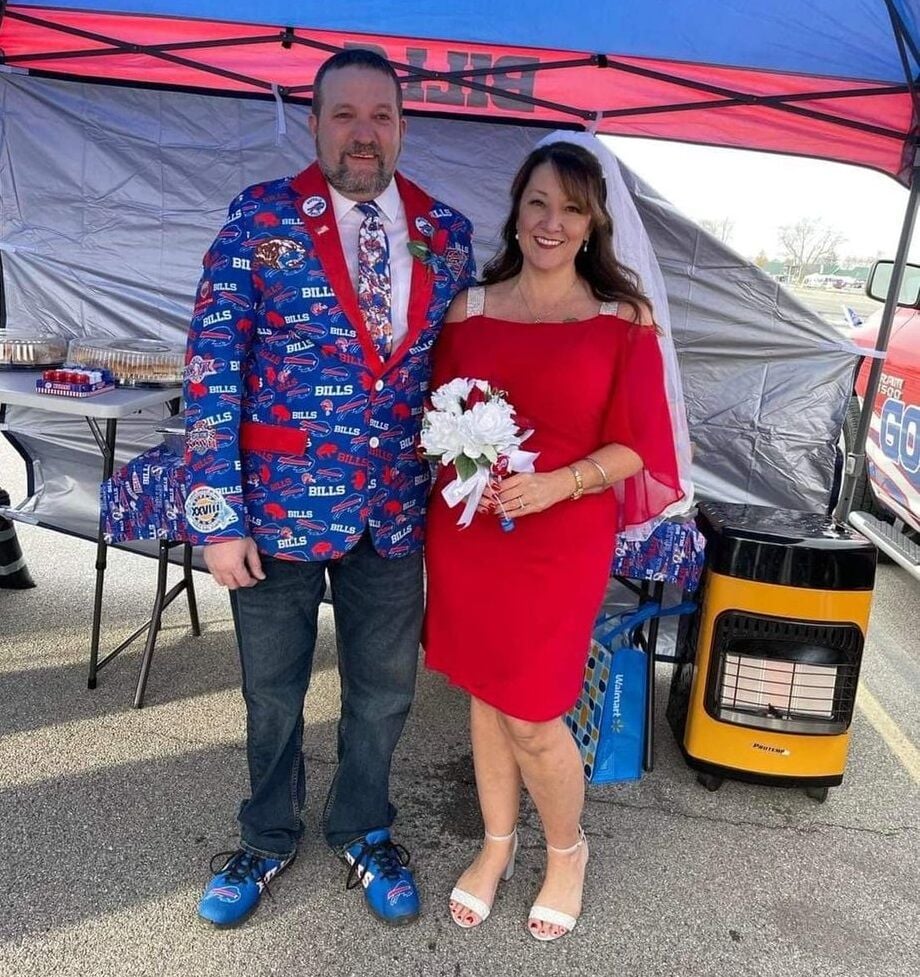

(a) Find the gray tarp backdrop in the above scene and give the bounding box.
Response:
[0,75,857,540]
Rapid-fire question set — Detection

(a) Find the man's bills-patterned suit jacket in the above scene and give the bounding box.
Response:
[183,162,474,561]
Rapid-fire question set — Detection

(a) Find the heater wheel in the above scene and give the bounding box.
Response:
[696,772,723,792]
[805,785,829,803]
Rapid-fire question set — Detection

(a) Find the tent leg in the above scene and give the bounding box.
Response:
[835,157,920,523]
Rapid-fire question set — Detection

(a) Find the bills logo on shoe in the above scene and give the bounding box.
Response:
[209,886,242,903]
[197,852,294,928]
[387,881,415,905]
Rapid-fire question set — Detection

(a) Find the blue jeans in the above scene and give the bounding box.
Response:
[228,533,423,858]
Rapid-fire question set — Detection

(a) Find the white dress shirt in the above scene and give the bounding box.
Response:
[330,179,411,350]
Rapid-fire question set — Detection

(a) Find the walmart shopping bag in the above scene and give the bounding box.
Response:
[565,601,695,784]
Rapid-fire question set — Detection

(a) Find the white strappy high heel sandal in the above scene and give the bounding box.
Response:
[527,826,589,941]
[449,828,519,928]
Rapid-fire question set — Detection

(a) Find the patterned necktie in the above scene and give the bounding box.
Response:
[356,201,393,360]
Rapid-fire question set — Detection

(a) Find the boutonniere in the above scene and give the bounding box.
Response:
[407,226,450,274]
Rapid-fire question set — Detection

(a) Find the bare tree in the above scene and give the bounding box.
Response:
[777,218,846,282]
[700,216,735,243]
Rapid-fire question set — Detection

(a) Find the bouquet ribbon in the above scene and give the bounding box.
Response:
[441,449,539,528]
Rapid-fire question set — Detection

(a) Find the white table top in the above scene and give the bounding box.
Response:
[0,370,181,419]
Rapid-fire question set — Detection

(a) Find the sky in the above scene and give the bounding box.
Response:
[603,135,917,265]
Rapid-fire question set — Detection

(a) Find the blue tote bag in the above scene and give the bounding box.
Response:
[565,601,695,784]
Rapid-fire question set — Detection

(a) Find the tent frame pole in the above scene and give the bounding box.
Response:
[835,150,920,522]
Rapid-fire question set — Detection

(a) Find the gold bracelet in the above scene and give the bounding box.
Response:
[567,464,584,500]
[583,455,610,487]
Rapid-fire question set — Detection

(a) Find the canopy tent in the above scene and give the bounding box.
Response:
[1,1,918,538]
[2,1,918,182]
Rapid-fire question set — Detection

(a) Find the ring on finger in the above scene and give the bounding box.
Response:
[518,498,525,511]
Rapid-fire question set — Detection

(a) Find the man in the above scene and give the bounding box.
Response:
[183,49,474,928]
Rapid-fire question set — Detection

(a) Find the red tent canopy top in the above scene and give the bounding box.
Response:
[1,4,918,183]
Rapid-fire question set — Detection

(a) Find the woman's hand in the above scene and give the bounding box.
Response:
[487,470,574,519]
[477,480,500,514]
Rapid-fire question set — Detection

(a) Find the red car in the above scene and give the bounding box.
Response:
[845,260,920,577]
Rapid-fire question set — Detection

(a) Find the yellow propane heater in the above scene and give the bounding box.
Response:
[667,502,876,802]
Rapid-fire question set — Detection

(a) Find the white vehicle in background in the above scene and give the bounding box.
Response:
[804,273,860,289]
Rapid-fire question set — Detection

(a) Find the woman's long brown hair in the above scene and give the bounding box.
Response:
[481,142,652,323]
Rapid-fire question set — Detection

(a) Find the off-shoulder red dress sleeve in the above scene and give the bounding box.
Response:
[602,322,684,532]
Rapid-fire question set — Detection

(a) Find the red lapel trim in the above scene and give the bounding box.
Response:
[290,163,383,373]
[387,171,437,375]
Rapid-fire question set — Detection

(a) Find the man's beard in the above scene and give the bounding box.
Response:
[317,140,394,197]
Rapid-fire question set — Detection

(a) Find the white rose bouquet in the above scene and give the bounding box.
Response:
[420,378,539,530]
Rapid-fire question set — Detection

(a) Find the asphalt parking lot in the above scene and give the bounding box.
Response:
[789,285,882,327]
[1,436,918,977]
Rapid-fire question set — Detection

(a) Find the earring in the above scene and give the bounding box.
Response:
[514,232,519,241]
[582,239,589,253]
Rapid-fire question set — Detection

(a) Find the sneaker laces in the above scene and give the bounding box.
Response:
[345,839,411,890]
[209,849,280,900]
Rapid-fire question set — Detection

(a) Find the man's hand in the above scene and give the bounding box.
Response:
[203,538,266,590]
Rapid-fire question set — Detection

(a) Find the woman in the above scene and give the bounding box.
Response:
[422,141,683,941]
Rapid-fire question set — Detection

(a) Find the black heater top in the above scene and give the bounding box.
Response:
[697,502,877,591]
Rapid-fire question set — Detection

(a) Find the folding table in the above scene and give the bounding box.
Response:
[0,369,199,705]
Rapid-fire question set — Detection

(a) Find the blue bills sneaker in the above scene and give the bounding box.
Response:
[344,829,420,926]
[198,848,295,928]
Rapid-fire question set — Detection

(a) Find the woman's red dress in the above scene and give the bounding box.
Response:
[423,312,683,721]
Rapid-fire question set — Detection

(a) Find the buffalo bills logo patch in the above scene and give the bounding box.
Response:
[303,195,328,218]
[414,216,434,237]
[185,486,238,533]
[254,238,307,271]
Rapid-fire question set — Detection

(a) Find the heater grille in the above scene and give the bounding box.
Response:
[706,612,862,735]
